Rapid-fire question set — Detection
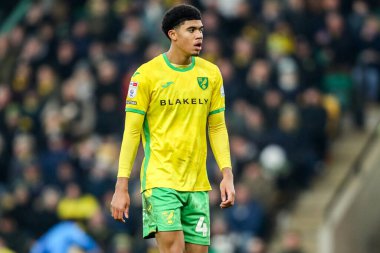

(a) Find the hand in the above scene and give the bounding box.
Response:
[110,178,130,223]
[219,167,235,208]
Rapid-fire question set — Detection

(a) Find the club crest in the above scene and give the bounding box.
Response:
[197,77,208,90]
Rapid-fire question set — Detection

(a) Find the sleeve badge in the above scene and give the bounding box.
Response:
[128,82,138,98]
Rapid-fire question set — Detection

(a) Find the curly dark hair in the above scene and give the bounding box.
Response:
[161,4,202,39]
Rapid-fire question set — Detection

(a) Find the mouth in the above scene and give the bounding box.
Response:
[194,42,202,50]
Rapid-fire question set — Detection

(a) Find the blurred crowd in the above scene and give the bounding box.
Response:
[0,0,380,252]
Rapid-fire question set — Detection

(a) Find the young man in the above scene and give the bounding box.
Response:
[110,4,235,253]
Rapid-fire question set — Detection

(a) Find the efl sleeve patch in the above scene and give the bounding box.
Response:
[128,82,139,98]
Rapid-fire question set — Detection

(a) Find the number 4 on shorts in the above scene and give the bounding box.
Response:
[195,216,208,237]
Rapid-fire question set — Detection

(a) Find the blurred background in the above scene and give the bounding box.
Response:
[1,0,380,252]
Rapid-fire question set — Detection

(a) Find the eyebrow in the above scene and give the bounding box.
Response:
[186,25,204,30]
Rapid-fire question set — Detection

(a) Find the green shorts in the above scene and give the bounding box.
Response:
[142,187,210,245]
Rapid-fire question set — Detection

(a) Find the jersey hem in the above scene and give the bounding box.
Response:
[142,185,212,193]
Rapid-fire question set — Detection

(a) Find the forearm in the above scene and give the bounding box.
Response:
[117,112,144,178]
[115,177,129,191]
[208,112,232,170]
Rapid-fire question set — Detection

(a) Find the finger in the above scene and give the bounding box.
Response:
[220,186,226,202]
[220,203,229,208]
[116,211,125,223]
[117,209,124,221]
[228,190,235,205]
[112,208,124,222]
[220,199,233,208]
[220,192,235,208]
[220,203,232,208]
[112,208,119,220]
[220,199,229,207]
[225,186,235,200]
[124,207,129,219]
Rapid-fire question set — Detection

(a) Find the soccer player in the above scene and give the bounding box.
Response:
[110,4,235,253]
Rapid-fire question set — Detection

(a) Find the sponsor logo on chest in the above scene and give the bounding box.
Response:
[160,98,209,106]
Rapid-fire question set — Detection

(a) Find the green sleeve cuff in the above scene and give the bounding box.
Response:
[125,108,146,115]
[209,107,225,116]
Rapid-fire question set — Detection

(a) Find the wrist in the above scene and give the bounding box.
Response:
[221,167,233,178]
[115,177,129,191]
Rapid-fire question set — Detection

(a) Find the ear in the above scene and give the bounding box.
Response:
[168,29,177,41]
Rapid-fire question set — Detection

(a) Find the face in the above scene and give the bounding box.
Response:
[169,20,203,56]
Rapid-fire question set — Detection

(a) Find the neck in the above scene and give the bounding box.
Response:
[166,46,192,65]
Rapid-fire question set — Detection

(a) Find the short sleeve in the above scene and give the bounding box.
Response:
[209,66,225,116]
[125,69,150,115]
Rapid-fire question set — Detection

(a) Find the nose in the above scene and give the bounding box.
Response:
[195,30,203,39]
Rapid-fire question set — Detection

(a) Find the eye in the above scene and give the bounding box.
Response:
[188,28,195,33]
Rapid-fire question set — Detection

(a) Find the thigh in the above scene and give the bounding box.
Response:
[142,188,183,239]
[181,191,210,246]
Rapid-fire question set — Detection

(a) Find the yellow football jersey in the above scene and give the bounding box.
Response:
[123,53,229,191]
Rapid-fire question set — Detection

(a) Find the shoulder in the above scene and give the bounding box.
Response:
[195,57,222,85]
[195,57,219,72]
[132,55,164,82]
[135,54,164,73]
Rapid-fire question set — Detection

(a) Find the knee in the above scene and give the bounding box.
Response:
[161,241,185,253]
[169,242,185,253]
[156,233,185,253]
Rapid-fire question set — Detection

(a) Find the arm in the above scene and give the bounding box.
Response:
[208,111,235,208]
[111,112,144,222]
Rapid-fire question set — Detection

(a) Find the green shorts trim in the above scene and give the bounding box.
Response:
[142,187,210,245]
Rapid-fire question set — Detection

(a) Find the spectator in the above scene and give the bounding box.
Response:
[30,221,101,253]
[245,59,273,108]
[262,88,283,131]
[0,236,15,253]
[8,133,37,183]
[57,182,99,221]
[0,135,9,184]
[0,214,30,253]
[241,161,277,214]
[30,186,61,238]
[225,183,266,251]
[278,230,305,253]
[300,88,328,161]
[284,0,310,38]
[54,40,78,80]
[294,38,323,89]
[243,105,269,151]
[275,56,300,102]
[217,57,242,107]
[209,214,236,253]
[246,237,268,253]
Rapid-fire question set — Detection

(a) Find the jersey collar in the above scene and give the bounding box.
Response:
[162,53,195,72]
